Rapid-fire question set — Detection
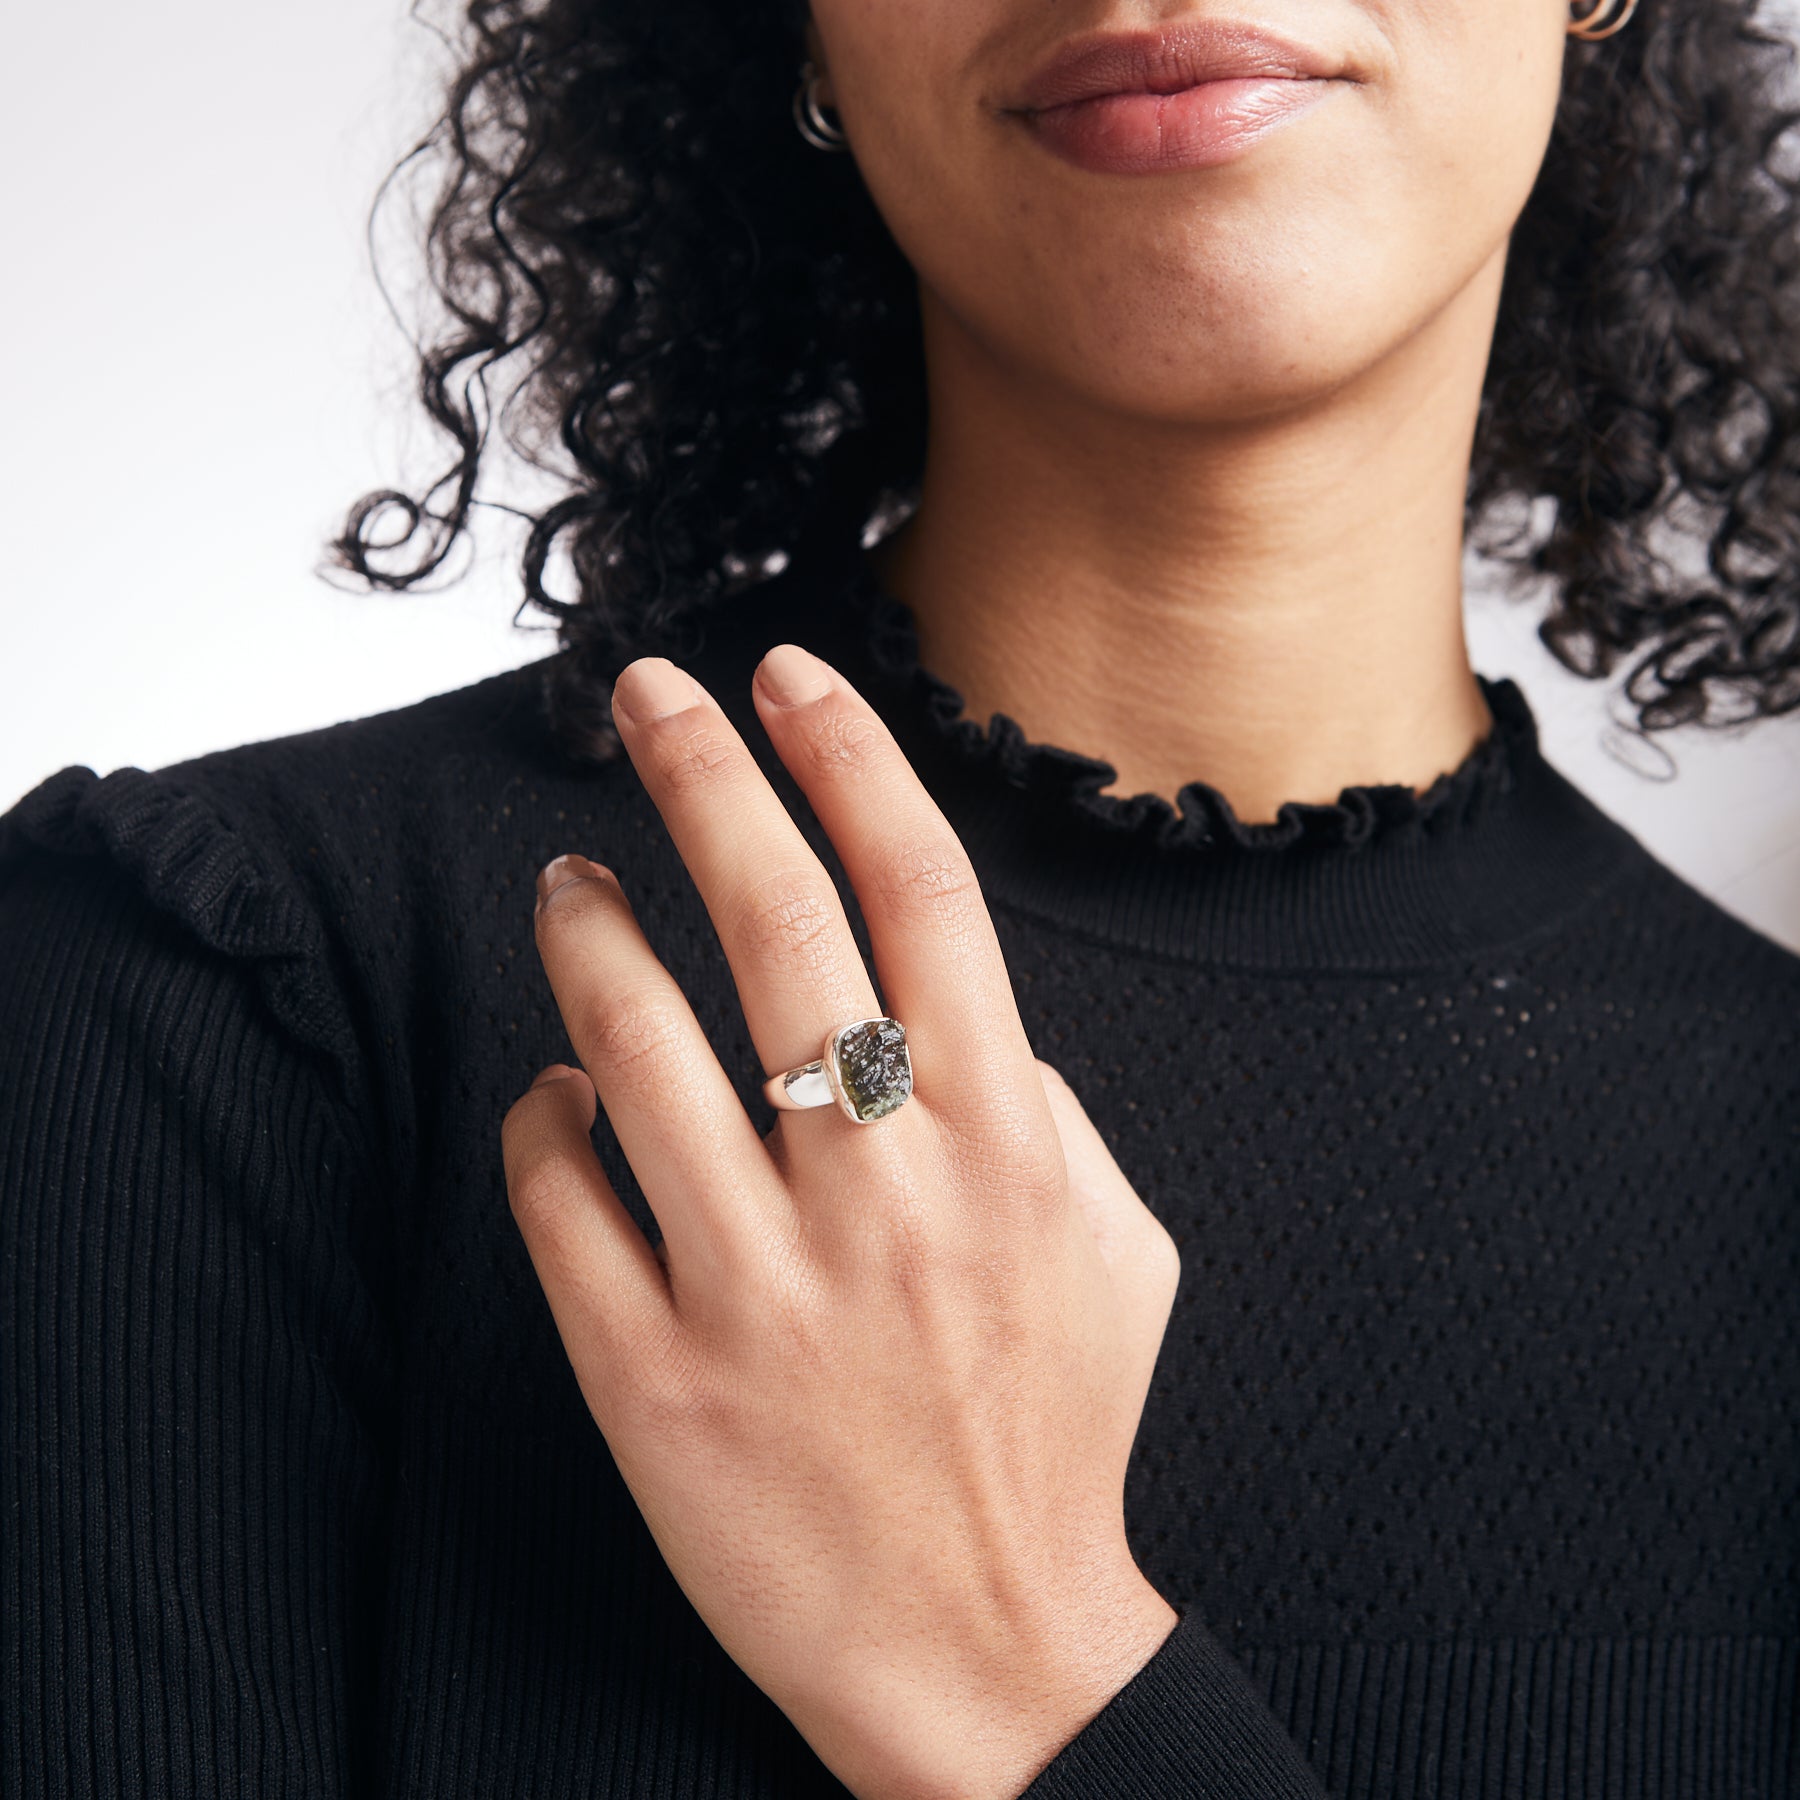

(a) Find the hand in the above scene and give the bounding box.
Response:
[501,643,1182,1800]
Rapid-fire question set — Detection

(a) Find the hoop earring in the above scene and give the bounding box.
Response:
[1568,0,1639,40]
[793,60,849,152]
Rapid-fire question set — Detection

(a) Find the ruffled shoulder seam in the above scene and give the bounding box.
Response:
[0,764,365,1101]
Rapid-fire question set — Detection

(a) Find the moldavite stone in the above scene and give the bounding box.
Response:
[832,1017,912,1122]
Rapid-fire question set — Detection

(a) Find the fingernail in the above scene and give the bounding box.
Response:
[536,853,612,901]
[612,657,702,725]
[530,1063,577,1089]
[755,643,833,709]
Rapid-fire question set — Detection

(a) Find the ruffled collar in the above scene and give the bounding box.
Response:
[840,545,1534,860]
[718,534,1641,969]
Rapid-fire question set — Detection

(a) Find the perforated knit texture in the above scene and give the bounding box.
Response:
[3,542,1796,1798]
[1013,906,1799,1649]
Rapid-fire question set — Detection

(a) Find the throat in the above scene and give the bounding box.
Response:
[871,539,1495,827]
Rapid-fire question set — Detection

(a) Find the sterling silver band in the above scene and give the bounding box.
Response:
[765,1056,836,1111]
[763,1016,913,1124]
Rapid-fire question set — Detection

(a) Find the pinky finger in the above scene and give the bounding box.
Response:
[501,1064,680,1409]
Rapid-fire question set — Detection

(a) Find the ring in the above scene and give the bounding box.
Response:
[763,1016,913,1124]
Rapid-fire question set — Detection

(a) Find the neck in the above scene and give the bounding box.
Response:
[865,255,1504,826]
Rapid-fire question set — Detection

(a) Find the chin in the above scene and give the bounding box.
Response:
[1043,271,1406,425]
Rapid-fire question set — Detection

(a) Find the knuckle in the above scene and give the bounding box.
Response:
[572,1300,695,1426]
[632,1333,723,1435]
[506,1150,591,1238]
[973,1082,1061,1176]
[947,1082,1068,1204]
[871,833,983,925]
[650,717,741,796]
[1007,1139,1071,1211]
[1152,1221,1184,1288]
[580,991,688,1093]
[726,870,846,973]
[1119,1202,1183,1303]
[798,705,890,772]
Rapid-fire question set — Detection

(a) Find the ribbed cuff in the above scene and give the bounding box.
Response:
[1019,1608,1330,1800]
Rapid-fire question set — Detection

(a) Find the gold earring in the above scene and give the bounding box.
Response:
[1568,0,1639,40]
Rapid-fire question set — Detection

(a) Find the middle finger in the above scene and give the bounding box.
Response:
[609,655,882,1092]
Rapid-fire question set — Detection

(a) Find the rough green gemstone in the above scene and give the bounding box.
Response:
[833,1018,912,1122]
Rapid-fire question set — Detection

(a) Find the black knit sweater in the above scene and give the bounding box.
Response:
[3,534,1797,1798]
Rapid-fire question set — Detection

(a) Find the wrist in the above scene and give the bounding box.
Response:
[824,1563,1179,1800]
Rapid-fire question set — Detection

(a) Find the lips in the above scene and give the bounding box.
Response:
[1004,21,1342,176]
[1009,20,1339,115]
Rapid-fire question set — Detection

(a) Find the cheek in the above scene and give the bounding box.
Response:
[1388,1,1569,260]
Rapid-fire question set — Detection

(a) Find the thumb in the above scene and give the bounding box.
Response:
[1035,1058,1181,1312]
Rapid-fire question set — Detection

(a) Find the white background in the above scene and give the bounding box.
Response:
[2,1,1796,953]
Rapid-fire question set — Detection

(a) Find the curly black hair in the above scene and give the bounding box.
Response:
[328,0,1800,766]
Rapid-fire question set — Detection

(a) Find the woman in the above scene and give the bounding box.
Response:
[3,0,1797,1793]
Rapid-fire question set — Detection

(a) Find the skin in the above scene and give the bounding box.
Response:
[826,0,1573,818]
[503,6,1580,1796]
